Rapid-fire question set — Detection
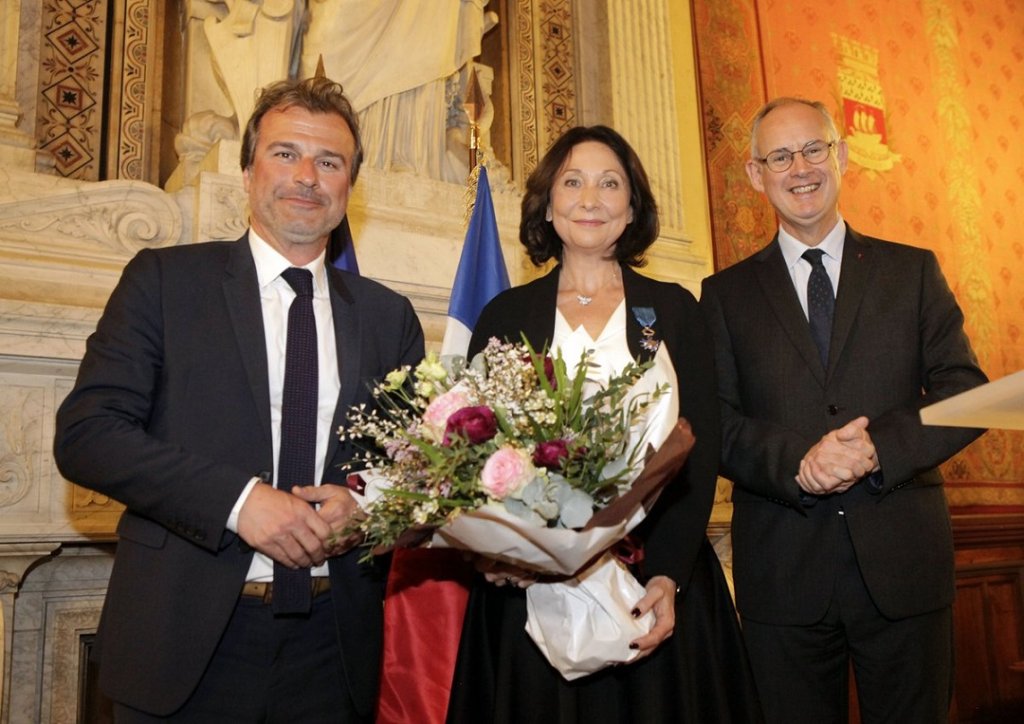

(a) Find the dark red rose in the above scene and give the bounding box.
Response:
[542,357,557,388]
[522,354,557,389]
[533,439,570,470]
[443,406,498,446]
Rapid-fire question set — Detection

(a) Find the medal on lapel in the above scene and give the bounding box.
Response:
[631,306,660,353]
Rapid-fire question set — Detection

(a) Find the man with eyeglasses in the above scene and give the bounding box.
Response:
[701,97,987,723]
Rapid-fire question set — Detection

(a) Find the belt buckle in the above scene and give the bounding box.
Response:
[312,577,331,597]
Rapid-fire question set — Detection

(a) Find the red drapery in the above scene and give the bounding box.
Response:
[376,548,474,723]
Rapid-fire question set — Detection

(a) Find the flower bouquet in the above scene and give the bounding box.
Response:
[342,337,694,678]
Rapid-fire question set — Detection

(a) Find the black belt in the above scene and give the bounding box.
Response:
[241,577,331,604]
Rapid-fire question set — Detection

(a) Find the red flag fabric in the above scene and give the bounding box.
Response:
[375,548,474,723]
[377,163,505,723]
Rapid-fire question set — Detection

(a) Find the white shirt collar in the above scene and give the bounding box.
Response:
[778,217,847,271]
[247,230,328,294]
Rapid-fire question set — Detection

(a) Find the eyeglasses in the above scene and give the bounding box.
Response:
[755,140,836,173]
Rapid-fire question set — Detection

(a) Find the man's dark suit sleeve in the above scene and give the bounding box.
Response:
[855,249,987,492]
[54,248,254,550]
[700,275,815,507]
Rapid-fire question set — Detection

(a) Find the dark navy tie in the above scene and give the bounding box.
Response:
[802,249,834,369]
[273,267,317,615]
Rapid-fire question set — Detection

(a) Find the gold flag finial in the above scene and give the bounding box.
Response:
[315,55,327,79]
[463,66,483,125]
[463,66,484,172]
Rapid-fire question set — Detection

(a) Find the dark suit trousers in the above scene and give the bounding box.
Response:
[113,592,366,724]
[741,515,953,724]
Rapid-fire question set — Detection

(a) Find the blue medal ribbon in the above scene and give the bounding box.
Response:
[631,306,660,353]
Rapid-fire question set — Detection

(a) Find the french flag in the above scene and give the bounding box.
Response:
[327,215,359,273]
[440,165,510,356]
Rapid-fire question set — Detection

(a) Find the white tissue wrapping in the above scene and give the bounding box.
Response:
[524,552,655,680]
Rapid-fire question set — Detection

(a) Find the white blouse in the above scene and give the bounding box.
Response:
[552,300,679,486]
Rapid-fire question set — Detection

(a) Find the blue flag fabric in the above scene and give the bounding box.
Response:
[441,165,510,356]
[328,215,360,274]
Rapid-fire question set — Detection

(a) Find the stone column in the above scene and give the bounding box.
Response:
[0,1,37,169]
[605,0,714,289]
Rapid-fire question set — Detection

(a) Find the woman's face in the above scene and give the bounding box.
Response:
[547,141,633,256]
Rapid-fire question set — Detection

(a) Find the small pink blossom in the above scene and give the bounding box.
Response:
[480,446,535,500]
[421,385,472,441]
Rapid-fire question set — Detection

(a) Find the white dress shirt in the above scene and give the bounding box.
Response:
[228,231,341,581]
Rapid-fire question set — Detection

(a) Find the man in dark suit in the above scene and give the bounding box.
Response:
[700,97,987,723]
[54,77,424,722]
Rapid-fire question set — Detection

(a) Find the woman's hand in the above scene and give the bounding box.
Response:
[628,575,677,659]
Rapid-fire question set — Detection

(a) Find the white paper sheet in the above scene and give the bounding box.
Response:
[919,370,1024,430]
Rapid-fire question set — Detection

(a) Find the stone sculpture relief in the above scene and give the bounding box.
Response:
[174,0,501,187]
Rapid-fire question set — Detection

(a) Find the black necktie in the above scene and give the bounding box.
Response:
[273,267,317,615]
[802,249,834,369]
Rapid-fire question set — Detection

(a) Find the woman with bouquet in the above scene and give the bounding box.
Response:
[446,126,763,722]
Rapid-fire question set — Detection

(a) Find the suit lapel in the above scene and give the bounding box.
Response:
[753,239,827,385]
[325,268,359,468]
[829,227,872,377]
[222,235,273,451]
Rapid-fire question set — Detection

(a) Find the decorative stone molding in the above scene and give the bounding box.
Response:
[510,0,540,176]
[602,0,716,291]
[0,168,188,309]
[0,542,62,723]
[3,545,113,724]
[105,0,163,181]
[193,169,250,242]
[0,178,185,258]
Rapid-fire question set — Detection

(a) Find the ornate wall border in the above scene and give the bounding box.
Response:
[104,0,161,181]
[35,0,109,179]
[510,0,576,181]
[35,0,160,182]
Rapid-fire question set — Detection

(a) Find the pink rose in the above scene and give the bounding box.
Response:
[443,406,498,446]
[532,439,570,470]
[421,385,472,441]
[480,446,535,500]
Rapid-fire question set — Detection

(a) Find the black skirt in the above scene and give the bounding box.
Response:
[447,538,764,723]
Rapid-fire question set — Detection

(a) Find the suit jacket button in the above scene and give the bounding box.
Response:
[827,404,839,415]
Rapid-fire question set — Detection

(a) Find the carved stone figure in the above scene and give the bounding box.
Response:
[175,0,499,186]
